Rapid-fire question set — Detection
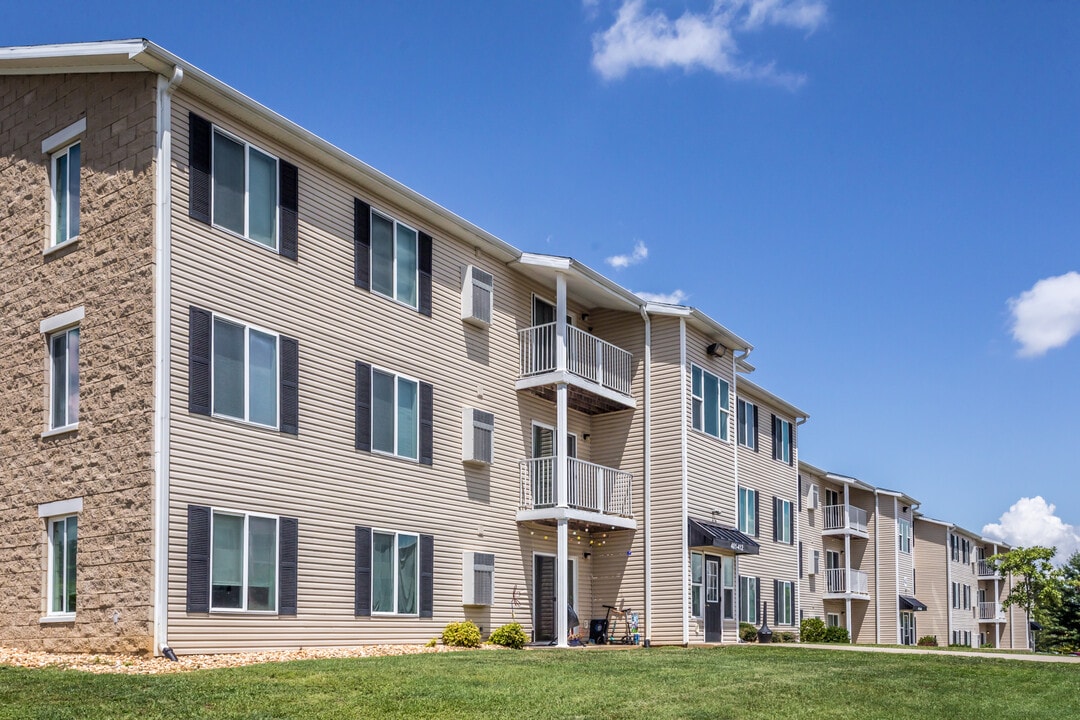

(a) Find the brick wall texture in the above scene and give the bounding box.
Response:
[0,72,158,653]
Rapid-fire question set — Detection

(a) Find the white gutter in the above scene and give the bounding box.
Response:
[153,64,183,656]
[679,318,689,645]
[640,306,652,644]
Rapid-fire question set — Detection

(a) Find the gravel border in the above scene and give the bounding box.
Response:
[0,644,482,675]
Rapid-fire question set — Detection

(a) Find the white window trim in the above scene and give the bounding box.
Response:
[773,417,792,464]
[371,366,421,462]
[210,125,280,252]
[776,499,793,544]
[705,556,719,604]
[691,364,730,441]
[209,508,280,614]
[898,519,912,554]
[209,312,281,430]
[777,580,794,625]
[737,399,756,449]
[737,486,757,536]
[44,320,81,435]
[42,118,86,154]
[690,551,704,619]
[38,497,83,518]
[530,420,578,458]
[370,209,420,310]
[49,140,81,249]
[827,612,841,628]
[371,529,421,616]
[44,513,78,620]
[738,575,758,624]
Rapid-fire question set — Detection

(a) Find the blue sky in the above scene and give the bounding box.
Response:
[7,1,1080,558]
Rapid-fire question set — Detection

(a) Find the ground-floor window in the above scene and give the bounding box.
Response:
[826,612,841,628]
[690,552,703,618]
[775,580,794,625]
[738,575,758,624]
[212,511,279,612]
[373,530,419,615]
[48,515,77,616]
[722,557,735,620]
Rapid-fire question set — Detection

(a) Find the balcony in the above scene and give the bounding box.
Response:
[976,560,1000,579]
[978,602,1005,622]
[517,456,636,530]
[823,568,869,599]
[517,323,636,414]
[821,504,869,539]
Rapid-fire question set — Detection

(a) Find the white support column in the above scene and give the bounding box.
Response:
[554,273,569,648]
[843,484,852,641]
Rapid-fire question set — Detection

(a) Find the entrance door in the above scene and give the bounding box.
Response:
[704,556,723,642]
[900,611,916,645]
[533,554,576,642]
[531,423,576,507]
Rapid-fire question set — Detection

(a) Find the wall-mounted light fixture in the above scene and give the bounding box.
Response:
[583,433,591,441]
[706,342,726,358]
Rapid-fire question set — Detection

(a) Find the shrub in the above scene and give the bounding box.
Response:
[739,622,758,642]
[441,620,482,648]
[774,631,796,643]
[800,617,827,643]
[489,622,528,649]
[424,637,437,648]
[917,635,938,647]
[823,625,850,643]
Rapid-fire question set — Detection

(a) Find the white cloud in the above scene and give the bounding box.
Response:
[590,0,826,86]
[636,289,689,304]
[1008,271,1080,357]
[982,496,1080,564]
[606,240,649,269]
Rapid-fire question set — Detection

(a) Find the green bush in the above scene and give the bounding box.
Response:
[800,617,827,643]
[424,637,437,648]
[739,622,758,642]
[489,622,528,649]
[773,631,796,643]
[917,635,938,647]
[441,620,482,648]
[823,625,850,643]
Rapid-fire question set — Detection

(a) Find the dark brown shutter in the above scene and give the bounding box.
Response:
[771,414,780,461]
[188,307,212,416]
[279,160,299,260]
[789,422,795,466]
[773,496,780,542]
[188,113,211,224]
[279,336,299,435]
[279,516,298,615]
[186,505,211,613]
[419,533,434,618]
[774,580,780,625]
[798,542,804,578]
[354,526,372,616]
[418,231,433,317]
[355,361,371,452]
[752,407,759,452]
[354,199,370,290]
[754,491,760,538]
[419,381,434,466]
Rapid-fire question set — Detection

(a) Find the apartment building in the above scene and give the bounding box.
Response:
[1,40,816,655]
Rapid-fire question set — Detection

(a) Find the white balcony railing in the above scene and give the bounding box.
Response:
[518,323,633,397]
[822,504,868,534]
[978,602,1002,620]
[519,456,633,518]
[976,560,999,578]
[825,568,869,596]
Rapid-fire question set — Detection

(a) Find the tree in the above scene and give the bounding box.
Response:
[1042,551,1080,653]
[987,546,1063,651]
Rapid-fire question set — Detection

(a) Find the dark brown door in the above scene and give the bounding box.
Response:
[534,555,555,642]
[705,557,722,642]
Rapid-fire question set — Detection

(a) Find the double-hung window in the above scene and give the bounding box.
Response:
[775,580,794,625]
[722,557,735,619]
[212,128,279,249]
[774,498,793,544]
[737,399,756,449]
[739,575,758,624]
[772,415,792,464]
[738,487,758,536]
[49,326,80,431]
[372,530,419,615]
[48,514,78,617]
[690,552,703,618]
[371,211,419,308]
[51,142,80,246]
[372,369,419,461]
[691,365,729,440]
[211,510,279,612]
[898,519,912,554]
[212,316,279,428]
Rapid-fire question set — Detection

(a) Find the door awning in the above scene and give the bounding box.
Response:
[899,595,927,611]
[688,518,760,555]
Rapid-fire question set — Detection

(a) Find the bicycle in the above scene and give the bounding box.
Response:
[600,604,635,645]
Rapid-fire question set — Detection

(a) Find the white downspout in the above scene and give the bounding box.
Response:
[554,274,569,648]
[873,490,880,644]
[679,318,689,645]
[730,349,738,642]
[153,65,183,656]
[945,528,953,647]
[843,483,852,641]
[794,419,805,632]
[893,498,900,644]
[640,306,652,645]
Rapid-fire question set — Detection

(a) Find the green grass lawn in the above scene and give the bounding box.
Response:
[1,646,1077,720]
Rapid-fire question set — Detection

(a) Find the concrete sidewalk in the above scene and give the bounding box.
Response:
[756,641,1080,664]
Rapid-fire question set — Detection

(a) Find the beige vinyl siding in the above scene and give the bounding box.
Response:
[913,519,949,645]
[645,316,688,644]
[949,531,979,645]
[797,468,826,622]
[165,92,639,652]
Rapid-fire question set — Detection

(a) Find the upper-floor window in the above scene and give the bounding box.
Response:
[372,369,419,461]
[774,498,793,544]
[213,129,278,249]
[372,530,419,615]
[772,415,792,464]
[737,399,757,450]
[738,487,758,536]
[898,518,912,554]
[371,211,419,308]
[49,326,80,431]
[211,510,279,612]
[47,514,77,616]
[51,142,80,246]
[691,365,729,440]
[212,316,279,428]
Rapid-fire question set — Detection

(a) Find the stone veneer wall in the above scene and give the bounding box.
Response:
[0,72,158,653]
